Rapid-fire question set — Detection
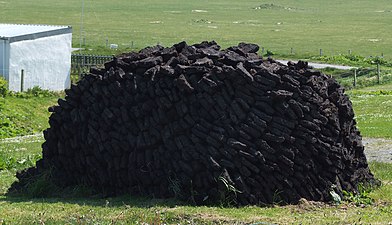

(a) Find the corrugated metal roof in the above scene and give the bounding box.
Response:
[0,24,72,43]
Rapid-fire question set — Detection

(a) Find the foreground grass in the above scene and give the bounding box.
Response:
[0,162,391,224]
[0,132,392,224]
[1,0,391,59]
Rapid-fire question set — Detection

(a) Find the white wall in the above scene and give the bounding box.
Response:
[8,33,72,91]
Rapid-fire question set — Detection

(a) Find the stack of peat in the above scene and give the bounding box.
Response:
[17,41,378,205]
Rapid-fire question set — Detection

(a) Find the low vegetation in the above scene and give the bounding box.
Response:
[349,94,392,138]
[319,65,392,91]
[0,78,61,139]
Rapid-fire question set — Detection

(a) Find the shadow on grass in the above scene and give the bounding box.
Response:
[4,167,266,210]
[3,168,188,209]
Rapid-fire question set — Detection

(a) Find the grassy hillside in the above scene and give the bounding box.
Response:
[0,96,58,139]
[1,0,391,58]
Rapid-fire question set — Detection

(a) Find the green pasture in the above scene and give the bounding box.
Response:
[350,94,392,138]
[1,1,392,222]
[1,0,391,58]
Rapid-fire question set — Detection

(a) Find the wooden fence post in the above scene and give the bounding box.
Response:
[319,49,323,56]
[20,69,24,92]
[377,63,380,84]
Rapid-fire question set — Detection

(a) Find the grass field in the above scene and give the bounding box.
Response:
[1,0,391,59]
[1,0,392,223]
[350,94,392,138]
[346,84,392,138]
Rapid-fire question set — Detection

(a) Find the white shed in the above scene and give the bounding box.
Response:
[0,24,72,92]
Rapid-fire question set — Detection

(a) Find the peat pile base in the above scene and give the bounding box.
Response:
[13,41,378,205]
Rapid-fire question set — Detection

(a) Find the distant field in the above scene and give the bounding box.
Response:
[1,0,391,58]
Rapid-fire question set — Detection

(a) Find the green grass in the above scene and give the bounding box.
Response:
[1,195,391,224]
[354,83,392,92]
[0,135,43,195]
[349,94,392,138]
[0,96,58,139]
[1,0,392,59]
[320,66,392,90]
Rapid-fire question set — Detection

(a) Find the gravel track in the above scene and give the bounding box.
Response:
[363,137,392,163]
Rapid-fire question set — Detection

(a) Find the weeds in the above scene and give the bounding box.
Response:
[265,50,275,57]
[348,90,392,96]
[218,176,242,206]
[272,190,284,205]
[0,154,41,171]
[309,54,391,67]
[0,78,62,98]
[0,77,7,97]
[9,86,63,98]
[168,175,182,199]
[342,184,375,206]
[320,66,392,90]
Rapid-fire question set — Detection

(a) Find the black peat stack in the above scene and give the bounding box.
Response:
[16,41,378,205]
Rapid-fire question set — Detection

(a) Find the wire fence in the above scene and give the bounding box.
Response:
[70,53,392,90]
[71,54,113,76]
[328,67,392,89]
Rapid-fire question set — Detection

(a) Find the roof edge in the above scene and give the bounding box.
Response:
[6,26,72,43]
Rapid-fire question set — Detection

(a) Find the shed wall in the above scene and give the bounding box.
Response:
[0,39,9,81]
[8,33,72,91]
